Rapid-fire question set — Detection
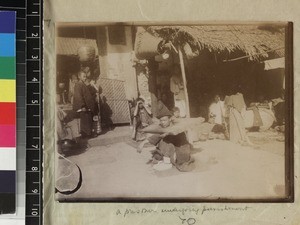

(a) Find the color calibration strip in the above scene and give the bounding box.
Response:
[0,11,16,214]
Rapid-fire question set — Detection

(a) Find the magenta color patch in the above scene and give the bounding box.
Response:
[0,125,15,147]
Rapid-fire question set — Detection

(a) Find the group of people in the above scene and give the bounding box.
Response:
[57,67,101,151]
[130,87,285,172]
[130,89,235,172]
[58,62,285,170]
[131,98,195,172]
[207,90,285,144]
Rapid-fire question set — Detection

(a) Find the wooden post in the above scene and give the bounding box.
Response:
[178,47,190,118]
[148,59,159,117]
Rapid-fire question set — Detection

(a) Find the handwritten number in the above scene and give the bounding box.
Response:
[179,216,186,224]
[179,216,196,225]
[187,218,196,225]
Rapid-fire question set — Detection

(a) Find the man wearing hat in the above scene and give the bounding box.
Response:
[138,103,195,172]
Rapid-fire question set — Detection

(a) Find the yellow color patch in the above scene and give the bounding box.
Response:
[0,80,15,102]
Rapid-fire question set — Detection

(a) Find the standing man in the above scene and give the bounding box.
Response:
[73,71,96,137]
[208,94,225,125]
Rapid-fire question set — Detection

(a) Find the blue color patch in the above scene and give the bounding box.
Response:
[0,34,16,57]
[0,11,16,34]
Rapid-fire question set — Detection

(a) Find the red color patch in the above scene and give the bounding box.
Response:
[0,102,16,125]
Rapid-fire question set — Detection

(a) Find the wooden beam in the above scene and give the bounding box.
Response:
[148,59,159,117]
[178,47,190,118]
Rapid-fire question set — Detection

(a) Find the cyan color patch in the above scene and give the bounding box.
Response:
[0,34,16,56]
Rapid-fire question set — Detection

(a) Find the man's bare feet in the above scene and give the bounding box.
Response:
[137,140,148,153]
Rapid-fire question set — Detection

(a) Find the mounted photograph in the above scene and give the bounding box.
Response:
[54,23,293,201]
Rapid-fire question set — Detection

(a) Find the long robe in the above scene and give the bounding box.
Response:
[73,81,96,113]
[224,93,247,143]
[73,81,96,136]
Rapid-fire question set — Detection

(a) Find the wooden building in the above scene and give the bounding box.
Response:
[56,25,138,124]
[135,25,286,118]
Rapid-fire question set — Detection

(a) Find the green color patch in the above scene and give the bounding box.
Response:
[0,57,16,79]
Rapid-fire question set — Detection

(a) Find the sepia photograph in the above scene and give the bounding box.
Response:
[54,23,292,201]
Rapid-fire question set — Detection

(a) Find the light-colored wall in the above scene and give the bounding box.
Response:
[105,26,138,100]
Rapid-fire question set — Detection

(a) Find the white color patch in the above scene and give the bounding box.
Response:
[0,147,16,170]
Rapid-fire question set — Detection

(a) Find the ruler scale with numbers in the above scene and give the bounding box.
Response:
[25,0,43,225]
[0,0,43,223]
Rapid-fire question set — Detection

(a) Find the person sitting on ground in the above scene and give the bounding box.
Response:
[172,107,180,118]
[131,98,153,141]
[197,116,226,141]
[247,95,269,131]
[170,106,181,124]
[137,104,194,172]
[255,95,270,109]
[272,89,285,126]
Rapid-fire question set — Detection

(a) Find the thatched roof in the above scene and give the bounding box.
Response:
[146,25,285,61]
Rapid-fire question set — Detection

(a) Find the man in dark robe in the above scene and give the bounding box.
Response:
[73,71,96,137]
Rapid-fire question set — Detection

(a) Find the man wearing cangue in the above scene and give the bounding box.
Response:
[131,97,153,141]
[138,103,195,172]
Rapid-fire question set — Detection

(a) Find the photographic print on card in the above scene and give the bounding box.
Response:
[54,22,293,202]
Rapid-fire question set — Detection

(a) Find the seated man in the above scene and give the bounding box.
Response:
[198,116,226,141]
[171,106,180,120]
[247,96,267,130]
[131,98,153,141]
[138,104,194,172]
[272,90,285,126]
